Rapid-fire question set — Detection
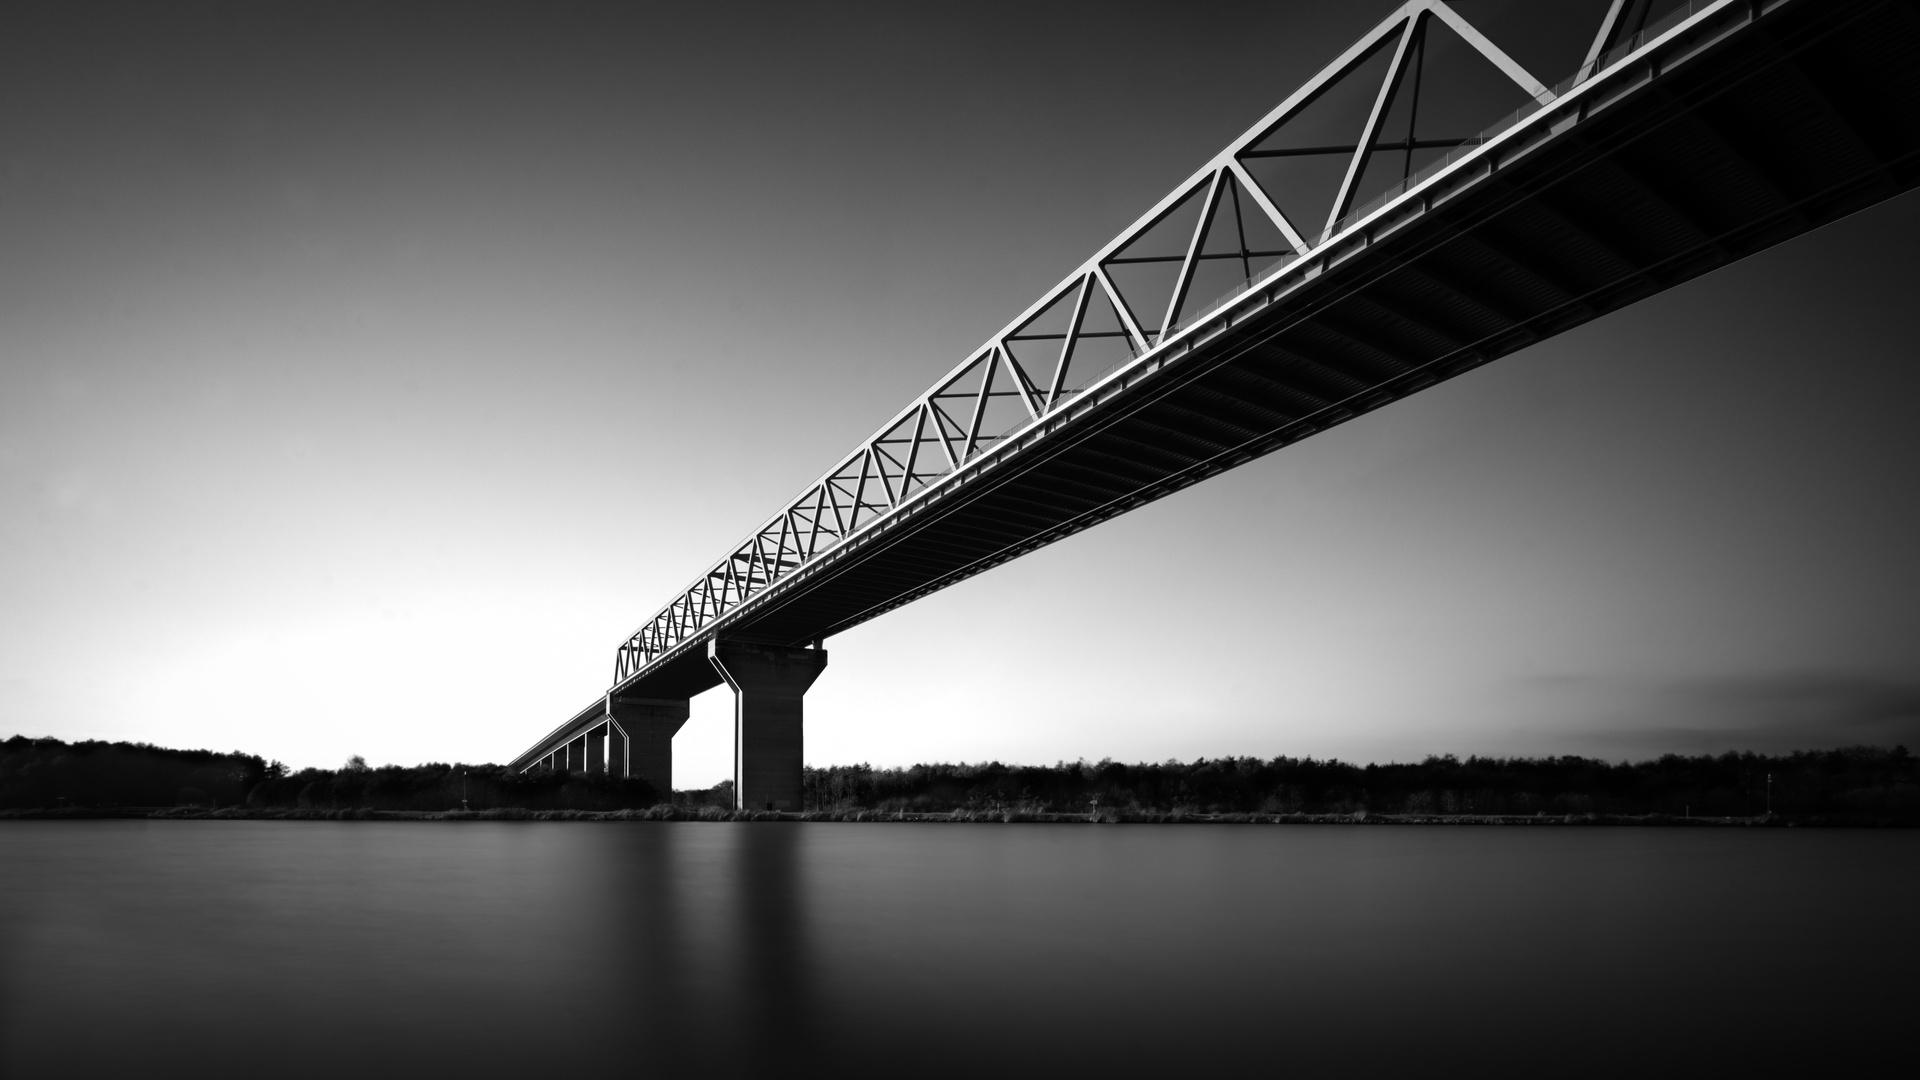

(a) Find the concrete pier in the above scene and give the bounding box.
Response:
[609,696,690,799]
[586,727,606,775]
[606,722,627,782]
[708,640,828,811]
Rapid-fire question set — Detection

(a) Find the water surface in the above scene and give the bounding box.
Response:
[2,822,1912,1076]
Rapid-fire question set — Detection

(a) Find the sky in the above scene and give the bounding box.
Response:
[3,1,1916,783]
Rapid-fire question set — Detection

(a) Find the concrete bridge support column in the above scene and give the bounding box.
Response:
[609,697,690,802]
[605,721,627,783]
[568,735,588,773]
[586,727,606,775]
[708,640,828,812]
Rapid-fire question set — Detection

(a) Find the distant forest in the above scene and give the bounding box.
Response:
[804,749,1918,821]
[3,734,1916,822]
[0,736,658,813]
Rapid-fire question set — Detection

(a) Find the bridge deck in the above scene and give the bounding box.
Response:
[516,0,1920,769]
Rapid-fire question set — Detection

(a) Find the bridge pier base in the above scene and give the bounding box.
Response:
[709,640,828,812]
[609,697,690,802]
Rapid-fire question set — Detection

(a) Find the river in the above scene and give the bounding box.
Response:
[1,821,1912,1077]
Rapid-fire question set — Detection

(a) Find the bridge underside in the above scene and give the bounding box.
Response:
[517,0,1920,787]
[688,0,1920,652]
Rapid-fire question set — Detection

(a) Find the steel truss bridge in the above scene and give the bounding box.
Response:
[514,0,1920,808]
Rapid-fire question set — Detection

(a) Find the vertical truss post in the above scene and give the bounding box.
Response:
[1160,170,1227,339]
[1091,266,1149,355]
[1325,16,1419,238]
[1580,0,1632,82]
[964,351,999,459]
[1046,275,1095,411]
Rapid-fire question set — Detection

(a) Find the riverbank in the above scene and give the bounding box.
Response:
[8,736,1916,821]
[2,805,1902,825]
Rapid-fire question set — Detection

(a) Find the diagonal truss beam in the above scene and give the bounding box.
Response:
[606,0,1721,684]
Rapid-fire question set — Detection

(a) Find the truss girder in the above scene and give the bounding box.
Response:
[600,0,1596,685]
[547,0,1920,747]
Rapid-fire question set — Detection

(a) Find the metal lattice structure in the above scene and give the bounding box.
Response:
[515,0,1920,769]
[614,0,1684,684]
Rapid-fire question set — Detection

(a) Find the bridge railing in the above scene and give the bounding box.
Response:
[611,0,1727,686]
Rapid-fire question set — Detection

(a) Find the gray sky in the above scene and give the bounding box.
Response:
[4,1,1916,782]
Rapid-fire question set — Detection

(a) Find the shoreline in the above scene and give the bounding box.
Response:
[12,738,1911,824]
[0,806,1903,826]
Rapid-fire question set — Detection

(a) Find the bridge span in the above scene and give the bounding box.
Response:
[513,0,1920,807]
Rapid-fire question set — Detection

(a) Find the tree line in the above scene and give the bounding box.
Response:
[4,734,1915,821]
[0,736,661,812]
[802,746,1919,821]
[0,735,269,809]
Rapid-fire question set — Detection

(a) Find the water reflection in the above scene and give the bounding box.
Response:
[591,824,816,1069]
[2,822,1916,1078]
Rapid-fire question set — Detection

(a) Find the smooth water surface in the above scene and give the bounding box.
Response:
[2,823,1913,1077]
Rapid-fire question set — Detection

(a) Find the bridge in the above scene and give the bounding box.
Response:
[511,0,1920,808]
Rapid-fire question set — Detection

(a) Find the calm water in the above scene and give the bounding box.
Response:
[1,822,1913,1077]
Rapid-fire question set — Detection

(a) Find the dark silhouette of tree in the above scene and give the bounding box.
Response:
[0,735,268,808]
[800,746,1917,821]
[4,734,1913,820]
